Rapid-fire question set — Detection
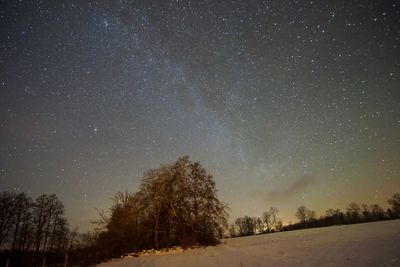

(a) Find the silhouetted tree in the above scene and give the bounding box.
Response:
[325,208,345,225]
[388,193,400,217]
[269,207,281,232]
[370,204,385,220]
[143,156,228,247]
[97,156,228,257]
[255,217,264,234]
[346,202,361,223]
[275,219,283,231]
[361,203,371,221]
[295,206,307,223]
[262,207,282,232]
[234,216,258,236]
[0,192,16,247]
[262,210,272,233]
[11,192,32,251]
[228,223,237,237]
[234,217,246,236]
[33,194,48,253]
[295,206,316,224]
[386,208,395,219]
[141,165,171,249]
[0,191,74,266]
[64,227,78,267]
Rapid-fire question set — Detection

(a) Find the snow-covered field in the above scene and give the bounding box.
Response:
[99,219,400,267]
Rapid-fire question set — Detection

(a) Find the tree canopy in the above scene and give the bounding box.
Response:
[96,156,229,257]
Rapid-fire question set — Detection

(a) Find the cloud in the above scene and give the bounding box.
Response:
[268,175,315,202]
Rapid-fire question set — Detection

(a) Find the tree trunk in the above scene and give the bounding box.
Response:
[64,252,68,267]
[19,222,28,251]
[0,220,4,245]
[35,228,42,253]
[12,213,21,251]
[42,211,52,252]
[49,213,59,251]
[134,218,138,252]
[154,217,159,250]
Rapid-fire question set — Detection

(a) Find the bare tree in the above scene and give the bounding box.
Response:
[234,216,258,236]
[346,202,361,223]
[79,231,100,265]
[228,223,237,237]
[370,204,385,220]
[139,156,228,248]
[64,227,78,267]
[262,207,281,232]
[255,217,263,234]
[295,206,316,223]
[388,193,400,217]
[361,203,371,221]
[17,206,33,251]
[0,192,17,247]
[104,190,146,254]
[141,166,172,249]
[11,192,32,251]
[97,156,228,255]
[269,207,280,231]
[42,194,59,252]
[262,210,272,233]
[275,219,283,231]
[0,191,76,265]
[234,217,246,236]
[54,217,70,251]
[295,206,308,223]
[325,208,344,225]
[49,199,66,251]
[33,194,49,253]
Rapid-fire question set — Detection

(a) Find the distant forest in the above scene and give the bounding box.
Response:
[1,156,399,267]
[230,194,400,237]
[0,192,78,266]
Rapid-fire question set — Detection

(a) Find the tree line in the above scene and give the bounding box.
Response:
[0,192,78,266]
[230,192,400,237]
[286,193,400,231]
[0,156,229,266]
[229,206,283,237]
[82,156,229,264]
[2,155,399,266]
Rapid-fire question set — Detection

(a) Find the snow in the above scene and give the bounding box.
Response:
[98,220,400,267]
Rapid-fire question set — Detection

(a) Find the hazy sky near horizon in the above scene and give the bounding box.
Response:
[1,0,399,230]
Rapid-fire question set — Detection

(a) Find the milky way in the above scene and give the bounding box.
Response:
[1,0,399,229]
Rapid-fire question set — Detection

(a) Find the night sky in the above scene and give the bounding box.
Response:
[1,0,399,231]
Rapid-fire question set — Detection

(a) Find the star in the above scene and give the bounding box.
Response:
[0,0,398,232]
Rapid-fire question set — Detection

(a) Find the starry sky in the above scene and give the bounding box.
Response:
[1,0,399,230]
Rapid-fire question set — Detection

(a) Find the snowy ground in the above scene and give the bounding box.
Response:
[98,219,400,267]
